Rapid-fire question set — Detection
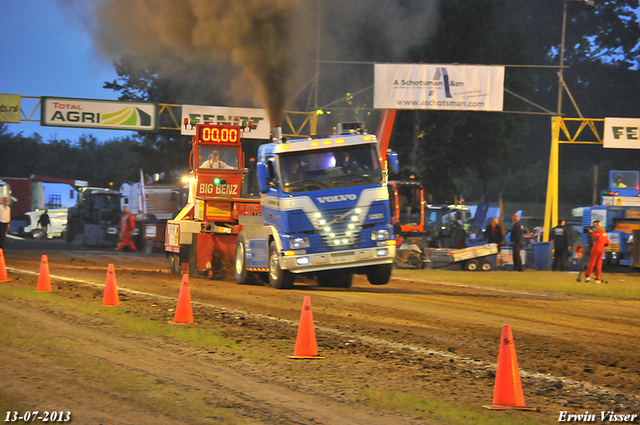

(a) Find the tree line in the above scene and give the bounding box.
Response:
[4,0,640,208]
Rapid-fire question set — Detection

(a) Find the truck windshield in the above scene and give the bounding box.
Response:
[280,144,382,193]
[198,146,239,170]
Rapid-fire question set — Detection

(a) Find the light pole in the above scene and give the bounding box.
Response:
[544,0,593,242]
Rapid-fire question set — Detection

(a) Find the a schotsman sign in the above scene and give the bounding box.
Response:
[41,97,158,131]
[374,64,505,112]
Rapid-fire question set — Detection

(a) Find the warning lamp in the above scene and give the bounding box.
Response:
[183,118,189,126]
[409,174,415,180]
[213,178,226,185]
[190,118,196,126]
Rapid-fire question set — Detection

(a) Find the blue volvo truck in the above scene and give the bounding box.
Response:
[234,123,399,289]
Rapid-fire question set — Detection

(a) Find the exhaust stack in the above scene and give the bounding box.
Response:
[271,127,283,143]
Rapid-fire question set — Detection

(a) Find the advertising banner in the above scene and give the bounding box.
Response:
[181,105,270,139]
[604,117,640,149]
[41,97,158,131]
[0,94,21,123]
[374,64,504,111]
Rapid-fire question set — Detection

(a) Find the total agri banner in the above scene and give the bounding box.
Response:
[181,105,271,139]
[604,117,640,149]
[41,97,158,131]
[374,64,505,111]
[0,94,21,123]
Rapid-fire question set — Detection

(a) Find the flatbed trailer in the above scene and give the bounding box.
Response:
[429,243,499,271]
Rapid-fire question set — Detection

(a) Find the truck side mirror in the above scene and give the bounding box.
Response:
[257,158,278,193]
[266,159,278,190]
[387,151,399,174]
[257,162,269,193]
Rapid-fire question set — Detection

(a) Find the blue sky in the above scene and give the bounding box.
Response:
[0,1,134,142]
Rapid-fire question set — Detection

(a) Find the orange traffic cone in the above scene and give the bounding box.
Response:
[287,296,324,359]
[170,274,194,324]
[483,325,535,411]
[36,255,51,292]
[102,264,120,306]
[0,249,9,282]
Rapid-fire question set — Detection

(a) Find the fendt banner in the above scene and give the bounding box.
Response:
[41,97,158,131]
[0,94,21,123]
[181,105,271,139]
[604,117,640,149]
[374,64,505,112]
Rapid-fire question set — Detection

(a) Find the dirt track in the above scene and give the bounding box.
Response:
[1,240,639,424]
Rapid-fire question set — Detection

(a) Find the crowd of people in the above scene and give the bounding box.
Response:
[476,212,607,279]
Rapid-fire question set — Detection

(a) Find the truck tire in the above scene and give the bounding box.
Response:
[366,264,392,285]
[268,241,294,289]
[465,259,479,271]
[234,233,249,284]
[317,271,353,288]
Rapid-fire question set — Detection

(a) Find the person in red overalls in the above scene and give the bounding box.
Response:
[584,219,609,284]
[117,206,137,252]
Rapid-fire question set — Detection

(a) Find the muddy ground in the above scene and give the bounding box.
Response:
[1,239,639,424]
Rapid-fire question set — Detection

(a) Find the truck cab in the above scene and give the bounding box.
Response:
[387,179,425,235]
[234,123,398,289]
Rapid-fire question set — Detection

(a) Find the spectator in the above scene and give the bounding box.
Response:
[551,219,571,271]
[510,214,524,271]
[37,209,51,240]
[449,212,467,249]
[0,197,10,249]
[584,220,609,284]
[117,206,137,252]
[484,217,503,251]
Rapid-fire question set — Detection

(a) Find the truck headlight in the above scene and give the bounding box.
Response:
[377,249,389,257]
[371,229,390,240]
[291,237,310,249]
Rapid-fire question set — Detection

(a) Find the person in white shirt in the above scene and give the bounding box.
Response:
[201,151,233,169]
[0,197,11,249]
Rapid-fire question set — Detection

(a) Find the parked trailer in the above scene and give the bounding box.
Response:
[429,243,499,271]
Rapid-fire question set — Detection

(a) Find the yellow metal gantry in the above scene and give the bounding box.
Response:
[543,116,604,241]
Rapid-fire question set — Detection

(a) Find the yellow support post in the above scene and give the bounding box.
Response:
[543,116,561,242]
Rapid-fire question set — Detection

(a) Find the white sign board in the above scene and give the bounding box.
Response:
[41,97,157,131]
[181,105,270,139]
[374,64,504,111]
[604,117,640,149]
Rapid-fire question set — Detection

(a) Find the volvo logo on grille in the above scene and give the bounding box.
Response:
[318,194,357,203]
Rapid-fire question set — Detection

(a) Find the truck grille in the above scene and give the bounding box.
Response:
[290,204,388,251]
[313,206,363,251]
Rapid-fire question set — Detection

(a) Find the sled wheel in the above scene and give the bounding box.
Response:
[465,259,479,271]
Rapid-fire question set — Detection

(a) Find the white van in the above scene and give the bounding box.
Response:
[23,209,68,239]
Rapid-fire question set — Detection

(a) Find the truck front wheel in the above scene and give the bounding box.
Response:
[269,241,294,289]
[234,234,249,284]
[366,264,392,285]
[168,253,180,274]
